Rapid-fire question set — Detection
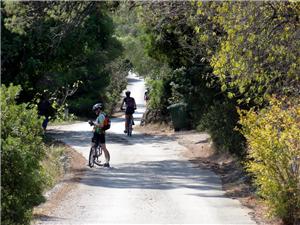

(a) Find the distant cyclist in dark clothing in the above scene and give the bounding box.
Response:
[144,89,150,102]
[120,91,137,133]
[38,96,52,130]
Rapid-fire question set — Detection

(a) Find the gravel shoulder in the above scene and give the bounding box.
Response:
[32,144,87,223]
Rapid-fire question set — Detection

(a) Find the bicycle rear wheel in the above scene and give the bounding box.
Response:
[128,118,133,136]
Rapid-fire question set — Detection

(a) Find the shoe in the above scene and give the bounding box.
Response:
[103,163,110,168]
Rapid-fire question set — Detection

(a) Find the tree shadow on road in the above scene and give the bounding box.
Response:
[47,128,226,198]
[66,159,225,196]
[47,128,176,147]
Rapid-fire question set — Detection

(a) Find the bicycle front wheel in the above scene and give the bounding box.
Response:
[89,147,95,168]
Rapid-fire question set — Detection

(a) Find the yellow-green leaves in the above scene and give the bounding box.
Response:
[239,97,300,223]
[199,1,300,105]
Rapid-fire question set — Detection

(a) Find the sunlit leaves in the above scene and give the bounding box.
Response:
[239,97,300,222]
[205,2,300,104]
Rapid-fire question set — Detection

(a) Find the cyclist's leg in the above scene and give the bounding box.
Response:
[42,116,49,130]
[124,114,129,132]
[129,114,133,127]
[131,114,135,125]
[99,133,110,166]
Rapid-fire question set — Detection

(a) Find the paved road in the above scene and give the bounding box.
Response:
[35,73,255,224]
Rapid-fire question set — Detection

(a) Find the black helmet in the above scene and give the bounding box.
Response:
[92,103,103,111]
[125,90,131,96]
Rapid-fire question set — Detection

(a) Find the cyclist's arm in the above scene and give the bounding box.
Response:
[120,98,125,110]
[133,99,137,110]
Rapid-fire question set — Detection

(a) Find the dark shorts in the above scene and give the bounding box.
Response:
[125,107,135,115]
[92,132,105,146]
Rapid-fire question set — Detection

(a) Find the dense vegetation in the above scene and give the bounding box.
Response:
[113,2,300,224]
[1,85,46,224]
[1,1,299,224]
[239,98,300,223]
[1,1,128,117]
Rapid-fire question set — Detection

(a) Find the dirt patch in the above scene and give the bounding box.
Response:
[137,124,283,225]
[33,144,87,221]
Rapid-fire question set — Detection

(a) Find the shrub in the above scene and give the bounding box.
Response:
[147,78,167,110]
[196,101,246,156]
[1,84,46,225]
[69,96,95,117]
[239,97,300,225]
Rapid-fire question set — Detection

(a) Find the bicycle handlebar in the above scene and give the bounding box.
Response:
[88,120,94,126]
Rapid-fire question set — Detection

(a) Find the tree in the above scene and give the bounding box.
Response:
[2,1,125,116]
[209,2,300,105]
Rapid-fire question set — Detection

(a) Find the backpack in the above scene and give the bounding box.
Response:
[125,97,135,108]
[102,114,111,130]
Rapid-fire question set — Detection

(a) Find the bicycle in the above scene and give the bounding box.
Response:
[121,108,134,136]
[88,120,103,167]
[126,114,133,136]
[89,142,103,168]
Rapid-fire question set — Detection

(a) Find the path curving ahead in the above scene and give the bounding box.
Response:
[34,73,256,224]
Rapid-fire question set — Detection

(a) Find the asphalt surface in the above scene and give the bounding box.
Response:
[34,73,256,224]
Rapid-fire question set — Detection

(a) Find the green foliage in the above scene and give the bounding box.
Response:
[196,101,246,156]
[52,105,77,123]
[69,96,96,117]
[239,97,300,224]
[1,84,46,225]
[68,58,130,117]
[113,2,170,79]
[146,78,166,110]
[129,2,223,122]
[104,58,131,114]
[209,2,300,105]
[168,67,191,104]
[2,2,125,117]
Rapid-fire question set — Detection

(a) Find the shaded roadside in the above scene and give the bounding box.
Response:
[32,140,87,224]
[136,123,283,225]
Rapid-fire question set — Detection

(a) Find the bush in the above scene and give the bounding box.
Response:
[196,101,246,156]
[1,84,46,225]
[69,96,95,117]
[239,97,300,225]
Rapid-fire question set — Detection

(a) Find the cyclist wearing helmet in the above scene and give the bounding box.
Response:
[90,103,110,167]
[120,91,137,133]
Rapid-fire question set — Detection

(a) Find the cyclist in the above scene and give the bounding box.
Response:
[90,103,110,167]
[144,88,150,103]
[38,95,53,131]
[120,91,137,133]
